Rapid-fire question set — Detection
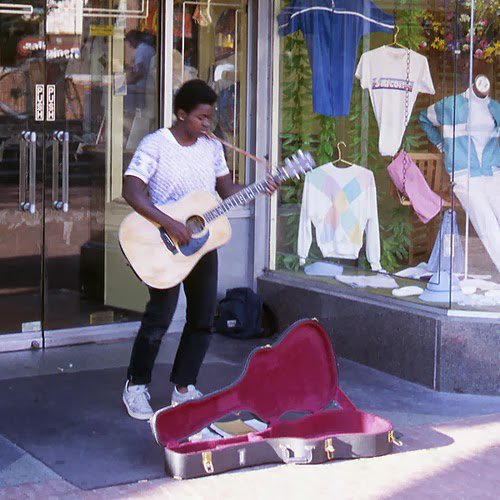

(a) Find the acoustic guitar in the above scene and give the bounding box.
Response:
[118,150,315,289]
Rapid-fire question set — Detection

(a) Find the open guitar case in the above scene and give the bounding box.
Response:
[150,319,398,480]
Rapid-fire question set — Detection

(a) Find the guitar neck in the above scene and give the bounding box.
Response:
[203,171,285,223]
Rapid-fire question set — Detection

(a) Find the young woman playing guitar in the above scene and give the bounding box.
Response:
[121,79,280,420]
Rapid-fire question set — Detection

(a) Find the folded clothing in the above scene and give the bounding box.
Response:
[458,293,500,307]
[335,274,399,289]
[392,286,424,297]
[395,262,432,280]
[304,261,343,277]
[460,285,477,295]
[460,279,500,292]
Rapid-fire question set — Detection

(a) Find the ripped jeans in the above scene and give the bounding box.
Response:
[127,251,218,387]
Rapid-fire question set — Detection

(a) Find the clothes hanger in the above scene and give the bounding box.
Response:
[387,25,407,49]
[332,141,352,167]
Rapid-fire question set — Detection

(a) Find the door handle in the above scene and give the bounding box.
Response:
[0,4,34,15]
[52,131,69,212]
[19,131,36,214]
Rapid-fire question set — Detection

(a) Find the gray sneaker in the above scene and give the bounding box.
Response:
[122,381,154,420]
[171,384,203,406]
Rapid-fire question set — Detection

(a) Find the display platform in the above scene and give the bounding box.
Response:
[258,272,499,396]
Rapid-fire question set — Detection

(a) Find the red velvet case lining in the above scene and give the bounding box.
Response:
[169,410,392,454]
[152,320,390,450]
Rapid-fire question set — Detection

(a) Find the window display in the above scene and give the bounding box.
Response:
[173,0,248,183]
[272,0,499,313]
[419,76,500,273]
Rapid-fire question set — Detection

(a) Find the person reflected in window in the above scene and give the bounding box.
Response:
[124,30,156,141]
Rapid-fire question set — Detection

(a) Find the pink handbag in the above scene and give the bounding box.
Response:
[387,150,444,224]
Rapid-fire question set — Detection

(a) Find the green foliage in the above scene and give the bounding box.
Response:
[380,208,413,271]
[280,31,315,160]
[276,252,300,272]
[315,116,337,165]
[396,0,426,51]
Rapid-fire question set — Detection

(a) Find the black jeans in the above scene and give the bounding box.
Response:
[127,250,218,387]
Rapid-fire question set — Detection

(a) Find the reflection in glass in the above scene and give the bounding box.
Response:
[174,1,247,183]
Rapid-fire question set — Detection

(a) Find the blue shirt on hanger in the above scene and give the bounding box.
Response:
[278,0,394,117]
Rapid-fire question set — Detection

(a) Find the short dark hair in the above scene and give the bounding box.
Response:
[124,29,143,44]
[174,79,217,115]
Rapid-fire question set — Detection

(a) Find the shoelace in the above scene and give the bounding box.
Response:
[129,387,151,405]
[175,387,202,400]
[189,389,202,400]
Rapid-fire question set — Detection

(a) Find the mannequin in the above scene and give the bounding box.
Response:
[473,74,490,96]
[419,74,500,273]
[468,75,495,166]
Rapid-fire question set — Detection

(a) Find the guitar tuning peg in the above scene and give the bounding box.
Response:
[304,151,316,169]
[290,154,300,178]
[283,158,292,178]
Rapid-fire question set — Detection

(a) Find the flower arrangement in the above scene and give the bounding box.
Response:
[420,0,499,63]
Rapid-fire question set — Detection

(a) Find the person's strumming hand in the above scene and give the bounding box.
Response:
[163,218,192,246]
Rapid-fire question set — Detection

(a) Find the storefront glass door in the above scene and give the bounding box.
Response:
[0,1,45,336]
[0,1,160,339]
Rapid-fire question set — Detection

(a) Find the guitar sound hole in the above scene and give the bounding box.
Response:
[186,215,206,235]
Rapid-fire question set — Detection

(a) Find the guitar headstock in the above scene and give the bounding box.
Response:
[280,150,316,180]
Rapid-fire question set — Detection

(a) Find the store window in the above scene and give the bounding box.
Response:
[172,0,248,183]
[272,0,499,313]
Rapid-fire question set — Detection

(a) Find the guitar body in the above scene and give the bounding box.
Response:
[119,190,232,289]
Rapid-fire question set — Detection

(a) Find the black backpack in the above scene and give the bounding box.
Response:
[215,287,265,339]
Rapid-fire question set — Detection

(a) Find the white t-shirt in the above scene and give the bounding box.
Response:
[355,46,435,156]
[124,128,230,205]
[469,91,496,165]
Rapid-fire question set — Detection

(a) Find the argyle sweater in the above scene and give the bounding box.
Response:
[298,163,381,271]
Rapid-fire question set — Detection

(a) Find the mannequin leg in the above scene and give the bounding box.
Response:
[453,175,500,273]
[486,171,500,225]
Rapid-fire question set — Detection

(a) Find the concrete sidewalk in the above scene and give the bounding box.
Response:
[0,332,499,499]
[1,414,498,499]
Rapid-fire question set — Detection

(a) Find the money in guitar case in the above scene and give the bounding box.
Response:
[150,318,400,479]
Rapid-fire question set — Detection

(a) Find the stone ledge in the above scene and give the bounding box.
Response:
[257,272,500,396]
